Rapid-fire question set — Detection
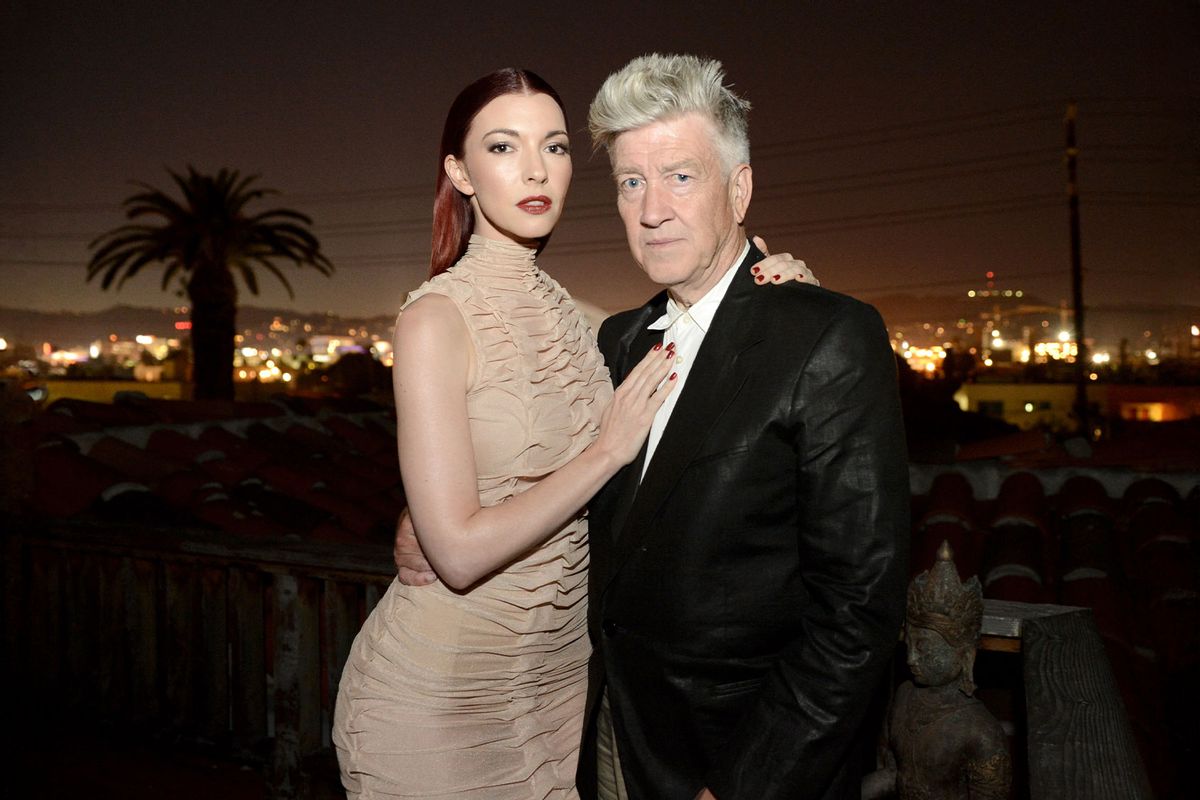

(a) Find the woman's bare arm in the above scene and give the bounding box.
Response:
[394,292,675,589]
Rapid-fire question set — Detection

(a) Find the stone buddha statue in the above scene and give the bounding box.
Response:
[879,541,1012,800]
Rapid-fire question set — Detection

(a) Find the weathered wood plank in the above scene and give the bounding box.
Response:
[1,531,25,685]
[295,577,322,757]
[26,545,65,700]
[979,634,1022,653]
[321,580,361,748]
[269,573,321,799]
[95,554,126,715]
[199,565,230,742]
[127,556,160,722]
[364,579,387,616]
[229,566,268,749]
[163,560,200,731]
[981,597,1082,639]
[62,549,98,707]
[1023,608,1154,800]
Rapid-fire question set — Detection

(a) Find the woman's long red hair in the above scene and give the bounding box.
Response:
[430,68,567,277]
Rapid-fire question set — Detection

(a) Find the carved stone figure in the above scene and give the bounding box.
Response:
[871,541,1012,800]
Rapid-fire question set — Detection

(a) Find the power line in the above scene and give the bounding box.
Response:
[0,100,1185,212]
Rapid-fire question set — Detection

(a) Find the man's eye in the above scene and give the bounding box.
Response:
[672,173,691,183]
[620,177,642,190]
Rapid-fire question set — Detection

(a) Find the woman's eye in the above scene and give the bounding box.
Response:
[546,142,570,155]
[488,143,512,154]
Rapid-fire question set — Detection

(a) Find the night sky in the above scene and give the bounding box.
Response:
[1,0,1196,318]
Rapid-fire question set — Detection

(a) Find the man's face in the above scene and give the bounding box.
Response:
[610,113,751,303]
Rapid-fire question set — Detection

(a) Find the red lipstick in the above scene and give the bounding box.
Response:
[517,195,553,214]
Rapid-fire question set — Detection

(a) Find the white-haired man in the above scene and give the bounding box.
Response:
[578,53,908,800]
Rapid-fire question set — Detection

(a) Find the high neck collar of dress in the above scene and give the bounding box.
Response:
[458,234,539,278]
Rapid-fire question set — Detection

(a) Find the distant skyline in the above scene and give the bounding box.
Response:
[2,1,1196,317]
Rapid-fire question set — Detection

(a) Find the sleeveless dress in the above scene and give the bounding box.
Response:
[333,236,612,799]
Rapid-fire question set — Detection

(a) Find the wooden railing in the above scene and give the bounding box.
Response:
[1,520,1153,799]
[981,599,1154,799]
[1,517,394,798]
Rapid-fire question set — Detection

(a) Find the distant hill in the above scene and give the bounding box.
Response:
[866,292,1200,349]
[5,297,1197,353]
[865,291,1058,327]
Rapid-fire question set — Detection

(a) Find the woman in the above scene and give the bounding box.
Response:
[333,68,808,799]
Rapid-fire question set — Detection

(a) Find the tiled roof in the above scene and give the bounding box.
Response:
[19,395,403,543]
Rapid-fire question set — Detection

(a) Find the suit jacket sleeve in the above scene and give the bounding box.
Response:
[707,300,909,799]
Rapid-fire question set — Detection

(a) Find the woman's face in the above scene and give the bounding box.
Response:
[446,92,572,247]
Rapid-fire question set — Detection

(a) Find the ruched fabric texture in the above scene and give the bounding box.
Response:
[333,236,612,799]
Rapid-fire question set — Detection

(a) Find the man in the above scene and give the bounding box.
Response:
[578,54,908,800]
[399,53,909,799]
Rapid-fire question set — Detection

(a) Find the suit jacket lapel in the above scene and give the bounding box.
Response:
[601,243,767,592]
[606,309,666,538]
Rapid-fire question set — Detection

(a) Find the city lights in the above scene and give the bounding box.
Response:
[1032,341,1078,361]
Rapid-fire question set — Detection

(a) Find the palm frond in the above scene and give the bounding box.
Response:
[87,165,332,297]
[236,260,261,296]
[251,257,295,298]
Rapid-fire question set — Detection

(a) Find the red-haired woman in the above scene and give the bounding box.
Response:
[333,69,807,798]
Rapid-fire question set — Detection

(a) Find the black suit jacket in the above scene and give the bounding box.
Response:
[579,241,909,800]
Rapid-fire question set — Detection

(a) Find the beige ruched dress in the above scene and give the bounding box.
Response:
[333,236,612,799]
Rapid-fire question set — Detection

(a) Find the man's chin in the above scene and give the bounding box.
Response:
[638,258,693,288]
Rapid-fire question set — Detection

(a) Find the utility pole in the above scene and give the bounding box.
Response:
[1065,101,1089,437]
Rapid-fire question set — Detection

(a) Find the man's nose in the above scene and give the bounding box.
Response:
[639,181,672,226]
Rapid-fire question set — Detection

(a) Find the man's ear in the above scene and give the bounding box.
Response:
[444,154,474,196]
[730,164,752,224]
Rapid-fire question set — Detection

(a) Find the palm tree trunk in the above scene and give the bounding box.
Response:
[187,265,237,401]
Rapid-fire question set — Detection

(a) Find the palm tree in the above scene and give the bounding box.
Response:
[87,166,333,400]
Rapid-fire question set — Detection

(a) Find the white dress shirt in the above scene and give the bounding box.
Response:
[640,241,750,480]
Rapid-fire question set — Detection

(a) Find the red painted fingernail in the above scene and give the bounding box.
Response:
[751,266,760,274]
[773,274,781,281]
[670,372,677,380]
[755,275,765,283]
[653,342,661,350]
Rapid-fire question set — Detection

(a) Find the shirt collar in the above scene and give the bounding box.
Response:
[647,240,750,334]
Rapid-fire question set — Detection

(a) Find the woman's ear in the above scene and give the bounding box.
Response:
[444,154,474,196]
